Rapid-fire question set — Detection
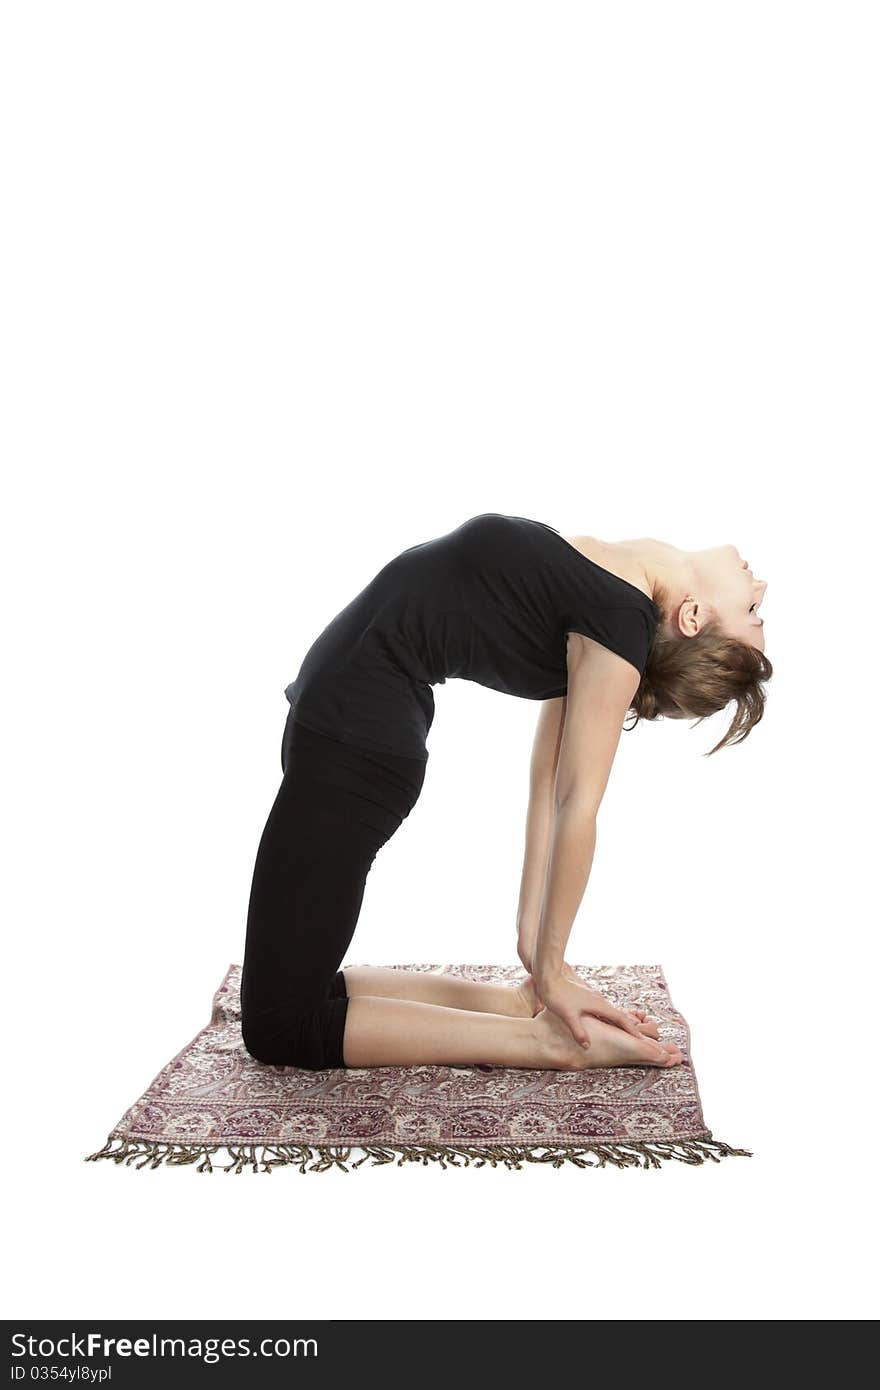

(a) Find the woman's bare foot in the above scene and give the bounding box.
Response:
[517,974,661,1040]
[534,1006,684,1070]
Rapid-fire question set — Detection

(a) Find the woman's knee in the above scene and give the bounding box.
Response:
[241,996,348,1071]
[241,1023,291,1068]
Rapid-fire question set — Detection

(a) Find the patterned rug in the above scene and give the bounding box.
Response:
[85,963,750,1173]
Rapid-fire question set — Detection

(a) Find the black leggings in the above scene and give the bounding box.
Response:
[240,709,427,1070]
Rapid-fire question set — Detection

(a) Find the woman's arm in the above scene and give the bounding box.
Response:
[532,633,646,1044]
[516,696,566,972]
[533,802,598,983]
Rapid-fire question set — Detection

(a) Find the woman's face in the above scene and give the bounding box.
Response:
[695,545,768,651]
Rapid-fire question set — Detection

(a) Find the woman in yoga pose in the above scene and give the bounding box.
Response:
[240,513,770,1073]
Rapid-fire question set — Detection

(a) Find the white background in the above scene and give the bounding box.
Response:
[4,1,878,1322]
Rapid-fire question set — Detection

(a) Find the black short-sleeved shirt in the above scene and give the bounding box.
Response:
[284,513,660,762]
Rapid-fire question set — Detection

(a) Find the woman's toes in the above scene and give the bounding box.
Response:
[635,1019,660,1039]
[626,1008,662,1039]
[632,1031,685,1067]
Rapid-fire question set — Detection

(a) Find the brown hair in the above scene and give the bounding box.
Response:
[626,581,774,756]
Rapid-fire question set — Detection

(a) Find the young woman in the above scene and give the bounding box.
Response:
[240,513,771,1073]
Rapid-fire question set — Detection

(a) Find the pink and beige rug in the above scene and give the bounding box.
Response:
[85,963,750,1173]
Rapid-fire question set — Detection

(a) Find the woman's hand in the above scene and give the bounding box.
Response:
[537,969,646,1049]
[531,962,608,1005]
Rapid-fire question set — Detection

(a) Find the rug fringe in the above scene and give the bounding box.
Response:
[84,1135,752,1173]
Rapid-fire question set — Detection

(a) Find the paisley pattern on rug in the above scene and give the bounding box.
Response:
[98,963,712,1148]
